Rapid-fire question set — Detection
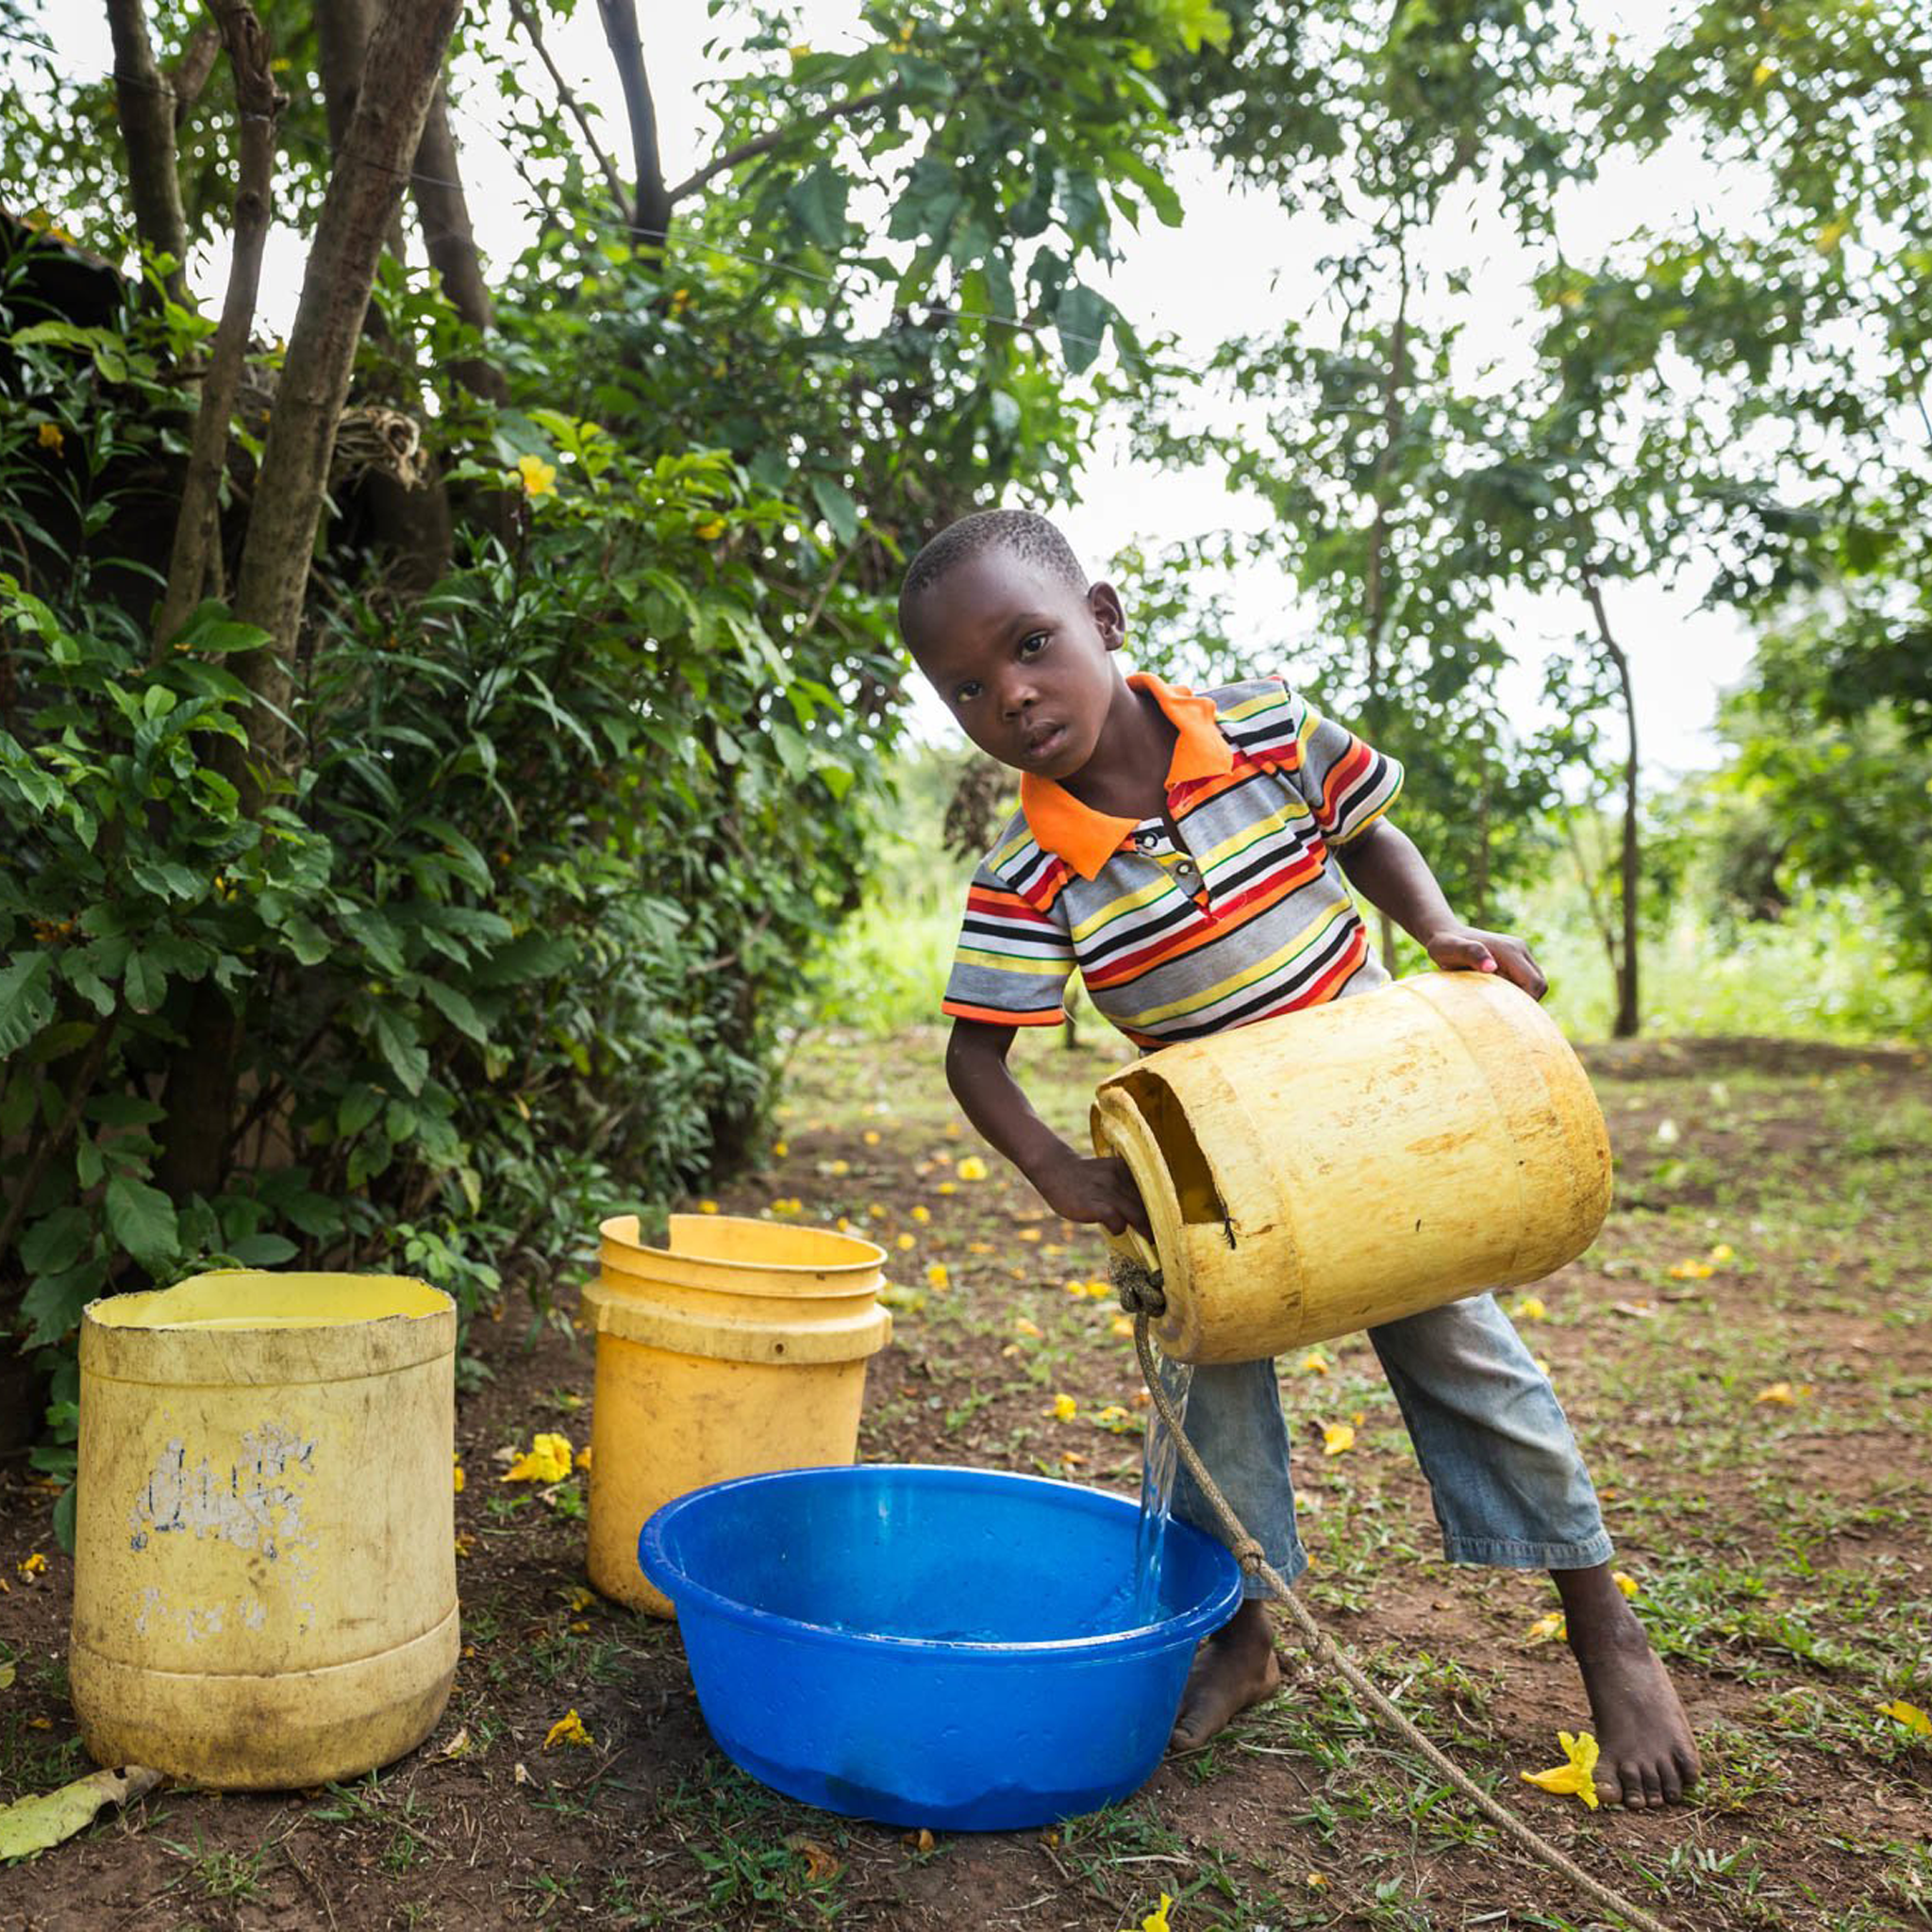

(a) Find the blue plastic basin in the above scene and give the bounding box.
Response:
[639,1464,1241,1829]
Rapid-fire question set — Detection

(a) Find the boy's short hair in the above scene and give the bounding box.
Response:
[898,509,1087,640]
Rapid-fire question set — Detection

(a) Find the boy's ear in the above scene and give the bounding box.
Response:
[1088,581,1127,652]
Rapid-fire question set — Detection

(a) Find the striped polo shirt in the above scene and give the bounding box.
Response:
[941,672,1404,1048]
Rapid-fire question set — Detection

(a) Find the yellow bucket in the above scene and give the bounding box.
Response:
[1091,974,1611,1364]
[70,1272,458,1789]
[583,1214,892,1616]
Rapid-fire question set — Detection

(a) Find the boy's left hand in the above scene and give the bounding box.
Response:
[1424,924,1548,1002]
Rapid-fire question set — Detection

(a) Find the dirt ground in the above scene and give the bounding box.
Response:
[2,1026,1929,1931]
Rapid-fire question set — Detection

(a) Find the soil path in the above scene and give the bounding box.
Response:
[2,1028,1928,1930]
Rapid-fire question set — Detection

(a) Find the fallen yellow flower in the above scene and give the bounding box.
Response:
[1092,1405,1132,1429]
[1137,1894,1174,1932]
[1052,1392,1077,1422]
[862,1129,881,1146]
[1297,1351,1330,1375]
[955,1156,989,1180]
[911,1204,930,1224]
[1708,1242,1736,1264]
[1083,1278,1112,1299]
[1754,1380,1813,1406]
[1014,1317,1042,1338]
[1525,1610,1567,1643]
[925,1263,950,1290]
[1667,1258,1715,1281]
[17,1554,46,1579]
[1880,1698,1931,1735]
[576,1443,592,1473]
[1017,1226,1041,1242]
[453,1457,466,1494]
[502,1433,574,1484]
[1521,1729,1600,1809]
[772,1140,789,1157]
[1320,1422,1354,1457]
[1111,1314,1136,1339]
[697,1198,720,1214]
[936,1180,958,1194]
[544,1708,593,1749]
[1513,1294,1548,1321]
[1612,1571,1639,1598]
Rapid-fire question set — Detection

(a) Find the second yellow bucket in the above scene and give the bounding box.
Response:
[583,1213,892,1615]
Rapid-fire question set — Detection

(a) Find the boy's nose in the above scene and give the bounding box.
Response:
[998,675,1038,720]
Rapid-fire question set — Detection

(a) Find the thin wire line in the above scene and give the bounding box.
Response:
[0,23,1115,352]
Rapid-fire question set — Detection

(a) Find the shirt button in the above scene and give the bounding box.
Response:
[1134,830,1158,850]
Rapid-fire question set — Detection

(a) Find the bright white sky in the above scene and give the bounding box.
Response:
[58,1,1761,780]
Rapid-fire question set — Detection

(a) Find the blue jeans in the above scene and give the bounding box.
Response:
[1166,1291,1613,1598]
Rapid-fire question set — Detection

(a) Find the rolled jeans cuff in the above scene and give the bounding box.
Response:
[1440,1531,1614,1570]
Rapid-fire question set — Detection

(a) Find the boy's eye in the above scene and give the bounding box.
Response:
[955,679,982,704]
[1018,631,1048,658]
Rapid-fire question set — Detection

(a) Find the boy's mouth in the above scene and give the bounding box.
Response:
[1022,724,1067,762]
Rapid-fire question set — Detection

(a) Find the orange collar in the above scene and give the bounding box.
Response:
[1019,673,1233,880]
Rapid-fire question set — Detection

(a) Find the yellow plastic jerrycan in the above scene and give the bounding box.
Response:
[1091,973,1611,1365]
[70,1272,459,1790]
[583,1213,892,1616]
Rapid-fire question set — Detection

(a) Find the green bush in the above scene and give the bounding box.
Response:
[0,275,896,1530]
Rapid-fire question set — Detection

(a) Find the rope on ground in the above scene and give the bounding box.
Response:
[1129,1309,1675,1932]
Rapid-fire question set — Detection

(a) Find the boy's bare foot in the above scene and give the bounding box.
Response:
[1555,1565,1701,1808]
[1169,1599,1281,1752]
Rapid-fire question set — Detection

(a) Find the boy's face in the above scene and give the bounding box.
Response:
[905,550,1125,783]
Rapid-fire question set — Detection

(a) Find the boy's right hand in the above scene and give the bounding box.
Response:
[1033,1149,1152,1239]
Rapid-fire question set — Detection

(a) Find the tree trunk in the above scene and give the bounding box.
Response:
[154,0,282,652]
[1363,258,1408,974]
[411,85,507,405]
[596,0,671,243]
[105,0,190,303]
[314,0,457,589]
[228,0,464,787]
[1583,567,1641,1038]
[150,2,281,1201]
[314,0,408,261]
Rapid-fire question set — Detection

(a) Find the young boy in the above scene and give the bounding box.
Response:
[899,508,1700,1810]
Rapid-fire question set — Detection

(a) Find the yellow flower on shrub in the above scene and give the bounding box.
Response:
[513,453,556,498]
[36,421,62,453]
[503,1433,573,1483]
